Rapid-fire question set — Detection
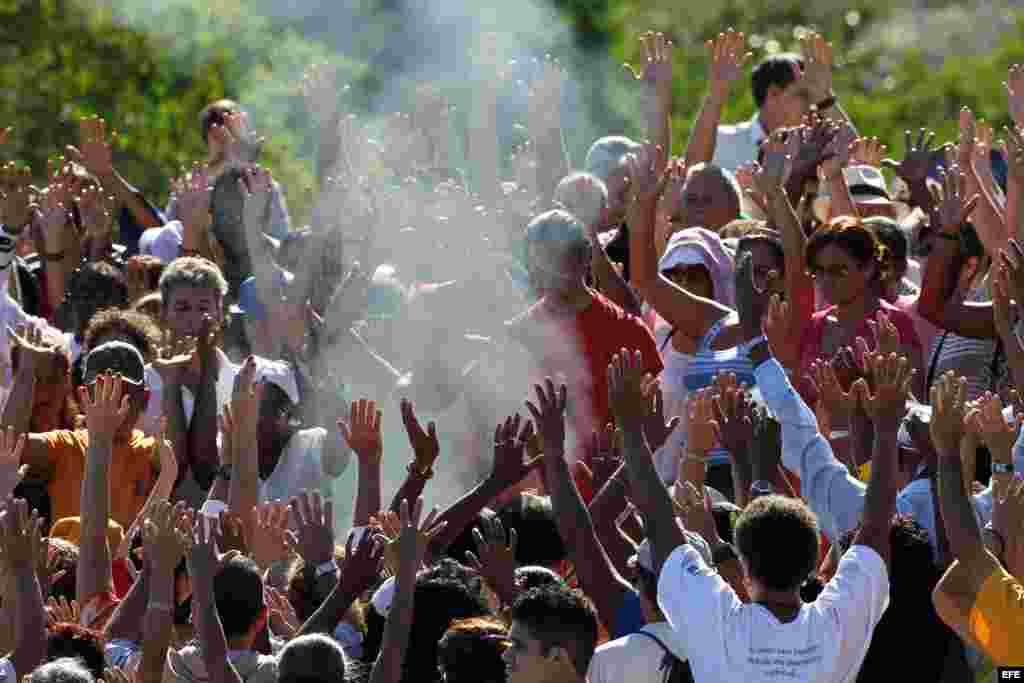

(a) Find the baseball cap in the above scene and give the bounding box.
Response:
[82,341,146,387]
[813,165,892,222]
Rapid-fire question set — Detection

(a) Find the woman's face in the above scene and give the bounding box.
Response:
[739,241,785,297]
[811,243,874,307]
[665,264,714,300]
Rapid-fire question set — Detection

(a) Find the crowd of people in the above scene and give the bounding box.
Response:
[0,24,1021,683]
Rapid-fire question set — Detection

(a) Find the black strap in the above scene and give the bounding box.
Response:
[925,330,949,392]
[632,630,695,683]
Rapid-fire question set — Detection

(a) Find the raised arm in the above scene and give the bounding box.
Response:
[369,499,444,683]
[426,414,542,560]
[525,61,569,204]
[388,400,437,516]
[187,317,221,490]
[627,144,731,341]
[187,519,242,683]
[931,373,999,582]
[468,34,502,205]
[849,352,916,569]
[77,375,128,608]
[139,502,190,683]
[685,29,749,168]
[915,167,993,338]
[339,399,382,528]
[526,385,632,629]
[226,358,261,533]
[0,494,46,678]
[296,527,382,637]
[750,136,815,371]
[66,118,162,231]
[608,350,688,574]
[625,32,674,161]
[1,326,55,436]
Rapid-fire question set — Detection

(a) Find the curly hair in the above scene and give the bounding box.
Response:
[733,495,820,592]
[83,308,162,362]
[47,624,106,680]
[805,215,889,282]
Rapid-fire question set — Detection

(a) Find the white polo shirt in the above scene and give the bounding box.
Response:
[712,114,768,174]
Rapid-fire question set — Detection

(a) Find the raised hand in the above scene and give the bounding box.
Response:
[142,500,192,572]
[608,350,650,432]
[849,136,887,168]
[152,334,196,386]
[239,164,273,233]
[997,239,1024,307]
[932,164,979,235]
[930,371,969,457]
[465,515,517,600]
[0,497,42,571]
[248,502,291,569]
[525,379,568,455]
[789,116,839,182]
[0,161,33,230]
[882,128,947,184]
[66,117,116,177]
[706,28,751,98]
[583,424,621,492]
[76,184,117,240]
[490,414,540,486]
[970,393,1021,464]
[625,141,667,208]
[734,250,772,342]
[641,379,680,452]
[173,164,212,234]
[675,481,720,545]
[852,352,914,429]
[340,399,383,466]
[264,586,300,640]
[687,388,720,453]
[0,428,25,499]
[762,294,789,358]
[391,497,445,573]
[334,528,382,597]
[624,31,673,109]
[79,374,130,442]
[866,309,901,358]
[711,373,754,455]
[400,399,439,477]
[798,32,834,105]
[186,515,240,592]
[288,491,335,567]
[46,596,80,625]
[230,356,263,433]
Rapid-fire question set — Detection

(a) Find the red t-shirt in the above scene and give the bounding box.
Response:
[797,299,922,404]
[521,293,663,446]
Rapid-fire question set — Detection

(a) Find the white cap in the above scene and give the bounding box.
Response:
[658,244,708,272]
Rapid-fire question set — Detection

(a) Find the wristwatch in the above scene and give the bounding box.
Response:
[750,480,775,498]
[992,462,1015,475]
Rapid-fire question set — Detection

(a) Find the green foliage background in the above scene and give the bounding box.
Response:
[2,0,1023,223]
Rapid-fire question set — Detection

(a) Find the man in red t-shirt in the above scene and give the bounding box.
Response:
[508,209,663,456]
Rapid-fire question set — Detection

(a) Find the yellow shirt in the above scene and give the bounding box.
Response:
[41,429,157,530]
[969,564,1024,665]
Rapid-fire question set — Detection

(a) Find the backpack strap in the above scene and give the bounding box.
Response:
[631,630,695,683]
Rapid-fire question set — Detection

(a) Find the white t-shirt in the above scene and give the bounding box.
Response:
[259,427,349,503]
[658,543,889,683]
[588,622,688,683]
